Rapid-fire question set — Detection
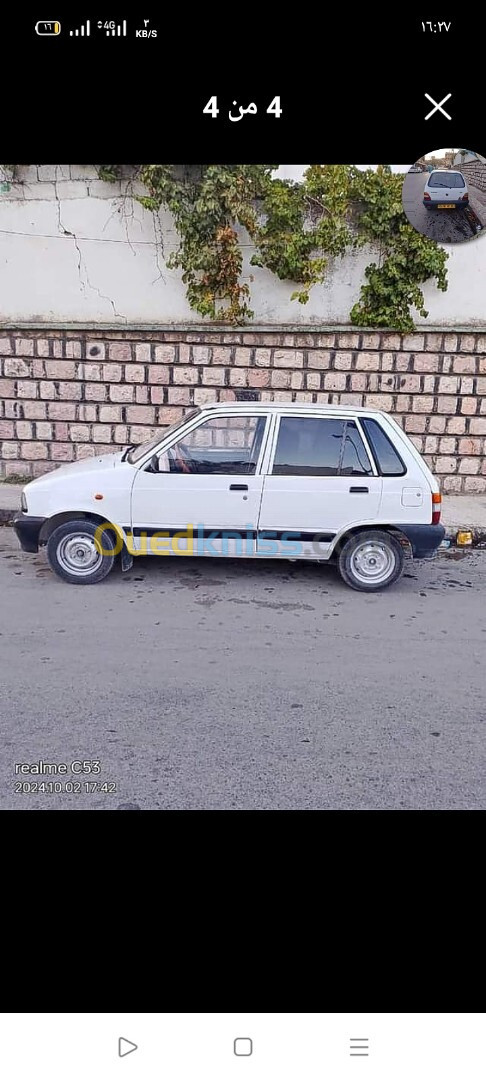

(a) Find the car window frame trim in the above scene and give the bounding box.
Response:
[267,412,379,479]
[137,408,273,477]
[360,416,408,477]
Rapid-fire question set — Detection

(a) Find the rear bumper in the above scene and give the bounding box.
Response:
[13,513,46,553]
[398,523,445,559]
[423,200,467,209]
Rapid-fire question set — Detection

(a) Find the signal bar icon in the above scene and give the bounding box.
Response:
[105,20,127,36]
[70,20,90,36]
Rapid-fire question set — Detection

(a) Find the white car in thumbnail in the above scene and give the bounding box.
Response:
[423,169,469,210]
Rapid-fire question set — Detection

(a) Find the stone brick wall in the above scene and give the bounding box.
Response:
[458,161,486,193]
[1,327,486,492]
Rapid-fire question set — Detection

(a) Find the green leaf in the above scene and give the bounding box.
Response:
[94,163,449,328]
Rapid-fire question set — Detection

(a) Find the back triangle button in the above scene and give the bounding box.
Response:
[119,1038,138,1057]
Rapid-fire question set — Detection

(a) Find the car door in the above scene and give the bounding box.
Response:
[130,411,270,556]
[257,413,382,558]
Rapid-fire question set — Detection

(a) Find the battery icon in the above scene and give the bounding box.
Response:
[35,21,61,35]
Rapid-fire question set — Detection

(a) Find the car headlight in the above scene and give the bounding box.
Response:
[21,491,28,512]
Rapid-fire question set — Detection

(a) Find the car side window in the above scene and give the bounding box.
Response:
[340,422,373,475]
[163,414,267,475]
[361,418,407,476]
[271,417,372,476]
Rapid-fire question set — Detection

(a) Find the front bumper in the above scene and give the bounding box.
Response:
[13,513,46,553]
[398,523,445,559]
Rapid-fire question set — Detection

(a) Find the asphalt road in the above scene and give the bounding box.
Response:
[402,171,483,242]
[1,527,485,811]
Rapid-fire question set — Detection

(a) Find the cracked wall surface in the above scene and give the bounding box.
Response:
[1,166,486,326]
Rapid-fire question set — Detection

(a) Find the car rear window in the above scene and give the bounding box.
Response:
[429,172,465,188]
[361,418,406,476]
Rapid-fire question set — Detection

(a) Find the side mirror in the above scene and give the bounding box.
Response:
[150,453,159,473]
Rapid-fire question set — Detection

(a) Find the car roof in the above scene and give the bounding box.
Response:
[199,401,386,416]
[428,169,463,176]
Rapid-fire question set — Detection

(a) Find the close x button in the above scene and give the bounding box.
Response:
[424,92,452,119]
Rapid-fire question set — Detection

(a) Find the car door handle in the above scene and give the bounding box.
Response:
[229,484,248,491]
[349,486,369,493]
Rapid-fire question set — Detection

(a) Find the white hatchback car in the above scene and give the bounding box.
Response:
[13,402,445,592]
[423,169,469,210]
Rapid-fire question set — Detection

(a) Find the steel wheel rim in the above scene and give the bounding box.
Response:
[350,540,396,585]
[57,533,103,576]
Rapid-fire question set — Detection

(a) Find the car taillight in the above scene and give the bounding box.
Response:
[432,492,441,524]
[424,192,431,200]
[460,193,469,200]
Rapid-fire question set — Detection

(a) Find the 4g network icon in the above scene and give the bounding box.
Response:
[136,19,157,38]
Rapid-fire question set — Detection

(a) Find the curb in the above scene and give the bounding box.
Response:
[0,508,15,525]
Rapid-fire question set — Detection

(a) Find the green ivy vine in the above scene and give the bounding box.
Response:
[134,164,276,325]
[250,164,448,329]
[9,163,450,330]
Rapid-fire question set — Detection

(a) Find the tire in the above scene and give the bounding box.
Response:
[338,530,405,592]
[46,519,118,585]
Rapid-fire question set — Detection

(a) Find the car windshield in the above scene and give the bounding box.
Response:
[429,172,465,188]
[127,408,201,463]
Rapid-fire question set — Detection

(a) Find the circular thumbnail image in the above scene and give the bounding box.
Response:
[402,149,486,243]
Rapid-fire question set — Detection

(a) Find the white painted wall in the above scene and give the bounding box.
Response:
[0,166,485,327]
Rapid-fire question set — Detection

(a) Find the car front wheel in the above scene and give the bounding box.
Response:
[46,519,118,585]
[338,530,405,592]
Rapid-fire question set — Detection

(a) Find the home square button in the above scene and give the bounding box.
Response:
[234,1038,253,1056]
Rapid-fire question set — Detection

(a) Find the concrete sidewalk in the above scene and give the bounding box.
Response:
[0,484,24,515]
[1,481,486,544]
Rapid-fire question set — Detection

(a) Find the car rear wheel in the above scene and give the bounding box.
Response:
[46,519,118,585]
[338,530,405,592]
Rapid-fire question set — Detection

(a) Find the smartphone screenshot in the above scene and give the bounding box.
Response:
[1,12,485,815]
